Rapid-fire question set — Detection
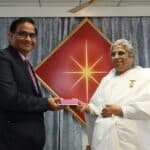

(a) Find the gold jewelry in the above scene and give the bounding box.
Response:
[129,80,136,88]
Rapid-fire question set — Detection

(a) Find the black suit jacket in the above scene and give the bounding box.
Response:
[0,45,49,150]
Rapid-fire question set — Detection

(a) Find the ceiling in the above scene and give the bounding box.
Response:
[0,0,150,7]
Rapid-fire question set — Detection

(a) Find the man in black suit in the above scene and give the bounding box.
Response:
[0,17,62,150]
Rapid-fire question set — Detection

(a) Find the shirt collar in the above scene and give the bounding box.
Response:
[18,51,28,61]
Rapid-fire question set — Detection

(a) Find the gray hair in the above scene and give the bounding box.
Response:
[110,39,135,55]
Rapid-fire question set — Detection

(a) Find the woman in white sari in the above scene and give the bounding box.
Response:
[79,39,150,150]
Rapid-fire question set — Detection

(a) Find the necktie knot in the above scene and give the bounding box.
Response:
[24,59,31,67]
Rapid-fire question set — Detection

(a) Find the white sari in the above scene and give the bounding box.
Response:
[86,66,150,150]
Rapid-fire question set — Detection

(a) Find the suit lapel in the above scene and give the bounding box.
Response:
[7,45,42,96]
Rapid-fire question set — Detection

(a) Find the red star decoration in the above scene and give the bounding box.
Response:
[35,18,112,124]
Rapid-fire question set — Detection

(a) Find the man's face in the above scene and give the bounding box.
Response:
[111,45,134,75]
[8,22,37,56]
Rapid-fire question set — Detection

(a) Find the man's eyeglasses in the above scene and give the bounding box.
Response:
[15,31,37,39]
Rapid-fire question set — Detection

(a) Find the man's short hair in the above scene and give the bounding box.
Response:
[9,17,37,35]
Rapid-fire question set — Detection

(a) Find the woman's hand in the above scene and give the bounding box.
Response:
[78,100,91,113]
[70,100,91,113]
[101,104,123,117]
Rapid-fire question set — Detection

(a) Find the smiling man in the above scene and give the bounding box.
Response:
[78,39,150,150]
[0,18,63,150]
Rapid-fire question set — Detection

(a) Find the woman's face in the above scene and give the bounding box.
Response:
[111,45,134,75]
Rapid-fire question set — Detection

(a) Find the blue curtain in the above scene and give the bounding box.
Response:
[0,17,150,150]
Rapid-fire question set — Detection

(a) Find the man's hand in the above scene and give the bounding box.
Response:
[101,104,123,118]
[48,97,66,111]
